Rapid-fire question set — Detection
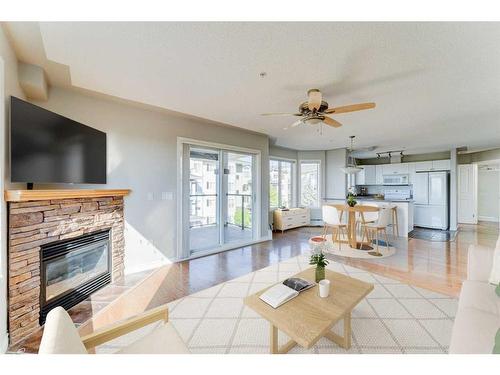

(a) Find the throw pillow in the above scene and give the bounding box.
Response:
[489,247,500,285]
[493,328,500,354]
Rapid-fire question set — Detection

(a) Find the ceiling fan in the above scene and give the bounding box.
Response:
[261,89,376,129]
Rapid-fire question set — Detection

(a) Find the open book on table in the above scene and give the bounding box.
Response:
[259,278,315,309]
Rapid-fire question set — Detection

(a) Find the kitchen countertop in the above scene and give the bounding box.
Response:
[324,197,414,203]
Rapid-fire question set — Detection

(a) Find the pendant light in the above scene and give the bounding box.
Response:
[341,136,363,174]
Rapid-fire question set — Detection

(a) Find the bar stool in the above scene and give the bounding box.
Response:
[387,204,399,237]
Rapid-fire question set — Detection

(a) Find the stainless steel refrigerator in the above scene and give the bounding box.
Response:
[413,171,449,230]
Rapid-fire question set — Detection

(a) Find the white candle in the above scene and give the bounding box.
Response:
[318,279,330,298]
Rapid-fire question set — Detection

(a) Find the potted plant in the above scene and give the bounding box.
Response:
[347,193,357,207]
[309,251,329,283]
[347,187,357,207]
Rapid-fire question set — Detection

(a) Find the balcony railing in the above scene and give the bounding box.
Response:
[189,193,252,230]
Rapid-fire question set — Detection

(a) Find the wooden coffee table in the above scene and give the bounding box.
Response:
[244,267,374,354]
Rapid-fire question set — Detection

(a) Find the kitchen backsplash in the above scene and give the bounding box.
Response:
[355,184,413,197]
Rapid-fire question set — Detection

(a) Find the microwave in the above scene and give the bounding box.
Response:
[382,174,409,185]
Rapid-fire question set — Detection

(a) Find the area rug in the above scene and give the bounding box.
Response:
[309,234,396,259]
[95,255,457,354]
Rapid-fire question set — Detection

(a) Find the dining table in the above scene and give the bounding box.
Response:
[328,203,380,250]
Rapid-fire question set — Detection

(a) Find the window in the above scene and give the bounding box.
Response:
[300,161,320,208]
[269,159,295,209]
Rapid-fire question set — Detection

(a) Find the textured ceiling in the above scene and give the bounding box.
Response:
[5,22,500,156]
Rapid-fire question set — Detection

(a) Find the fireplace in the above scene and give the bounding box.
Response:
[39,229,112,324]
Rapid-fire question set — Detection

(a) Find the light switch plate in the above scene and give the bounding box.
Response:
[161,192,173,200]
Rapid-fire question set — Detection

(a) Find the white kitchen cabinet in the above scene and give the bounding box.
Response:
[375,165,384,185]
[431,159,451,171]
[407,162,416,184]
[356,168,365,185]
[414,161,433,172]
[357,165,376,185]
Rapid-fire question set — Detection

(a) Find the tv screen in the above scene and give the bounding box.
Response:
[10,97,107,184]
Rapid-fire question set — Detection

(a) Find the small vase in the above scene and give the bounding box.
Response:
[315,266,325,283]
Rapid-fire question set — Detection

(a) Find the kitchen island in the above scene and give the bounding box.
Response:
[323,197,414,238]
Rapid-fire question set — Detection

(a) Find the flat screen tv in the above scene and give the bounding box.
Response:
[10,96,107,185]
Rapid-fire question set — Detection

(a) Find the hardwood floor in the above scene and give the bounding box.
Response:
[9,221,499,353]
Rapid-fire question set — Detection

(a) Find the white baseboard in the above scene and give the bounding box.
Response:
[0,331,8,353]
[478,216,499,223]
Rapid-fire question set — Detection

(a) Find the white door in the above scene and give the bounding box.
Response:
[413,172,429,205]
[458,164,478,224]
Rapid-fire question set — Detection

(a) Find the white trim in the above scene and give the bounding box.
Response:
[269,155,297,163]
[478,216,499,223]
[176,137,262,260]
[174,235,272,262]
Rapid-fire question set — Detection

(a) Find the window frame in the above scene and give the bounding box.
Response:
[299,160,321,208]
[269,158,296,209]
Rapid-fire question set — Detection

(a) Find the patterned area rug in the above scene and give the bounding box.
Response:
[95,256,458,354]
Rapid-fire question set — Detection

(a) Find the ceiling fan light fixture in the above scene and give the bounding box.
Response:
[304,117,322,125]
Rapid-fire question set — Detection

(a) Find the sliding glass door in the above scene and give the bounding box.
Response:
[188,147,220,252]
[186,145,256,255]
[223,151,253,244]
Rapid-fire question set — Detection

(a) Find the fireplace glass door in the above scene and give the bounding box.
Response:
[44,241,109,302]
[40,230,111,324]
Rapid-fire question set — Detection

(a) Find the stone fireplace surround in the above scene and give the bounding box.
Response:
[5,189,130,345]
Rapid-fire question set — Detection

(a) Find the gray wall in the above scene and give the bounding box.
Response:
[269,145,298,160]
[325,149,347,199]
[23,87,270,271]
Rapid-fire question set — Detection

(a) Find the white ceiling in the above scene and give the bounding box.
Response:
[4,22,500,156]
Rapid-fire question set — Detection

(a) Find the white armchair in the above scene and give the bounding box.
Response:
[39,304,189,354]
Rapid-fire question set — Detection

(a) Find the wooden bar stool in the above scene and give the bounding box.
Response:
[389,205,399,237]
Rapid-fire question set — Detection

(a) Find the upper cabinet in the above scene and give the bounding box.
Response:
[356,159,451,185]
[431,159,451,171]
[414,161,433,172]
[375,165,384,185]
[382,163,409,175]
[356,165,376,185]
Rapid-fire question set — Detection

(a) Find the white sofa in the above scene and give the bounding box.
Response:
[449,237,500,354]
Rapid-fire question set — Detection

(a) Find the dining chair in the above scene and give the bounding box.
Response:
[322,205,348,250]
[360,206,392,257]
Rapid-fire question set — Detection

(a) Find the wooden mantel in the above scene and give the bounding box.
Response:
[4,189,131,202]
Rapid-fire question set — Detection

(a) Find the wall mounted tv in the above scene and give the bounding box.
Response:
[10,96,107,185]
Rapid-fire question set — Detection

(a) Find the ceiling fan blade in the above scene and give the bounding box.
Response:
[291,119,304,127]
[324,102,376,114]
[307,89,322,111]
[261,112,302,116]
[322,116,342,128]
